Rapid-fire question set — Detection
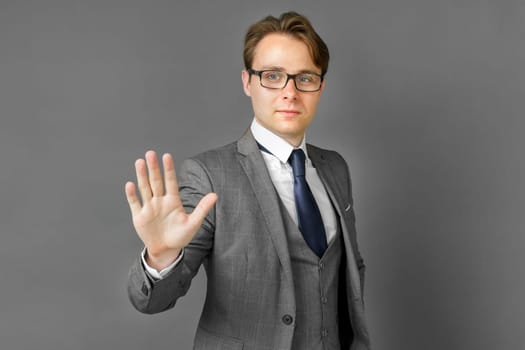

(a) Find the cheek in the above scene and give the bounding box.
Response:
[305,96,321,111]
[253,91,275,108]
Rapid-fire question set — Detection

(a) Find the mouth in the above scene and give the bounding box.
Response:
[276,109,301,117]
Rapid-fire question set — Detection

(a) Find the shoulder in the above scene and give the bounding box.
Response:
[182,129,257,171]
[179,141,240,184]
[188,141,238,166]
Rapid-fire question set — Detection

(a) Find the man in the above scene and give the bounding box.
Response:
[125,11,370,350]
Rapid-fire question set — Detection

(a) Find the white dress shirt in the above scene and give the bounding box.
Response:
[250,118,337,244]
[143,118,337,279]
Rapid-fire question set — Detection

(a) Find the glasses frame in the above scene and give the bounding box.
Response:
[247,68,324,92]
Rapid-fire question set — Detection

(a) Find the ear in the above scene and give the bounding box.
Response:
[318,79,326,95]
[241,70,252,97]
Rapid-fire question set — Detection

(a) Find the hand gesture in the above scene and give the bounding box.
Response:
[125,151,217,270]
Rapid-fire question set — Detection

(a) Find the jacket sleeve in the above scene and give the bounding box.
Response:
[127,158,216,314]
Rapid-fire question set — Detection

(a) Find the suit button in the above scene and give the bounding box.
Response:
[282,314,293,325]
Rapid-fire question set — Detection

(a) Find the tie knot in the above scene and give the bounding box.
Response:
[288,149,306,177]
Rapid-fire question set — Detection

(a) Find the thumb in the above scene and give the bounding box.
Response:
[188,192,218,227]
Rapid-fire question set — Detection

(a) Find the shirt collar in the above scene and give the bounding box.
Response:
[250,118,308,164]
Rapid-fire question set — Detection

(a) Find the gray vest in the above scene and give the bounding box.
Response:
[280,201,343,350]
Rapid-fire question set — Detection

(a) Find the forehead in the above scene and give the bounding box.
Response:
[252,33,319,73]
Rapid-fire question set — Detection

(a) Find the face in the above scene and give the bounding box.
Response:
[242,33,325,146]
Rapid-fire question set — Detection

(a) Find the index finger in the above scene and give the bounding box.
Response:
[162,153,180,196]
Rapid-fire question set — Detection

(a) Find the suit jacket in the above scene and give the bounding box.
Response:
[128,130,371,350]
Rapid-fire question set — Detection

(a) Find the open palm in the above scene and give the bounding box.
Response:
[125,151,217,269]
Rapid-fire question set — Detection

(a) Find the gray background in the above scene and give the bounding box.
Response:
[1,0,524,349]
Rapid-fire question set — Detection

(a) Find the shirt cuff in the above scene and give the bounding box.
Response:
[141,247,184,280]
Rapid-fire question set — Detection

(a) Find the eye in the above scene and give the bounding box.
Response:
[263,71,284,81]
[298,74,315,83]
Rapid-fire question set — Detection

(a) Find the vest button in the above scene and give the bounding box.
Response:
[321,296,328,304]
[282,314,293,325]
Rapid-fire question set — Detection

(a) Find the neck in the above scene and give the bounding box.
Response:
[253,119,305,148]
[282,135,304,148]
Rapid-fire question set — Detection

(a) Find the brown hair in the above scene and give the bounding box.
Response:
[243,11,330,77]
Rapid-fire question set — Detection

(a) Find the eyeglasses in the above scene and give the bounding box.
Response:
[247,68,323,92]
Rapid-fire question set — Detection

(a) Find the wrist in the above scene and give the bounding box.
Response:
[145,247,182,271]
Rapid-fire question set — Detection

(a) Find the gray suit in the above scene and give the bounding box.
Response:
[127,130,371,350]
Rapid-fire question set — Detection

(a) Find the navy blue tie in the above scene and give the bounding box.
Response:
[288,149,327,257]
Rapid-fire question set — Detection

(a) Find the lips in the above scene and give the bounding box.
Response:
[276,109,301,116]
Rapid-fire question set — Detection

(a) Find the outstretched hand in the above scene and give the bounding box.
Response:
[125,151,217,270]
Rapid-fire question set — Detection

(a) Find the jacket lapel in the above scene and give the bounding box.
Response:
[235,133,362,301]
[307,145,363,301]
[236,130,294,280]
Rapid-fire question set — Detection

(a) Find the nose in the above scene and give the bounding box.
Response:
[282,77,298,99]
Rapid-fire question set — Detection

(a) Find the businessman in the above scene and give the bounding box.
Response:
[125,11,370,350]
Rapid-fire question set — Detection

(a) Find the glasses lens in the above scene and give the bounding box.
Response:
[260,71,286,88]
[295,73,321,91]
